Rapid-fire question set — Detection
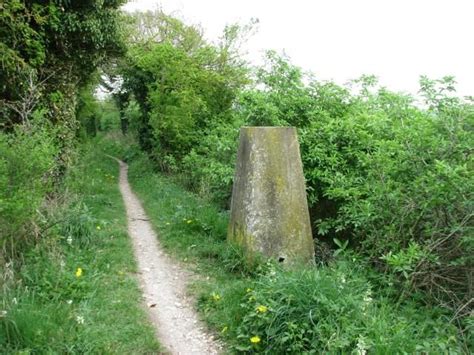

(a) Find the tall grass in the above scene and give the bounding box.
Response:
[0,138,160,353]
[104,134,470,353]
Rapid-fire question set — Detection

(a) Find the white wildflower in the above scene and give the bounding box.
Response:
[355,335,368,355]
[67,236,73,245]
[363,289,373,304]
[76,315,85,324]
[362,289,373,314]
[67,300,73,305]
[0,310,7,317]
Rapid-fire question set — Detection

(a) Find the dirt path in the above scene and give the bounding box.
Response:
[116,159,221,355]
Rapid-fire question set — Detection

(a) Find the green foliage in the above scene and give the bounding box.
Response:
[1,0,126,127]
[0,139,160,353]
[59,202,95,248]
[168,51,473,314]
[123,143,261,277]
[0,0,46,105]
[119,10,250,168]
[296,74,473,310]
[17,4,471,353]
[76,88,122,137]
[224,262,463,354]
[181,119,243,206]
[99,99,122,132]
[0,1,127,266]
[76,86,101,137]
[105,133,468,353]
[0,124,57,260]
[117,9,472,316]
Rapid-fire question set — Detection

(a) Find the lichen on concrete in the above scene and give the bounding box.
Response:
[228,127,314,264]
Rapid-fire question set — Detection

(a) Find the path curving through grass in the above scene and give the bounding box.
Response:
[116,158,221,355]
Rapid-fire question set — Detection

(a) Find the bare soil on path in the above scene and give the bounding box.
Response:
[116,159,222,355]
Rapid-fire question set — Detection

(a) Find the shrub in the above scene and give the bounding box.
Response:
[298,78,473,312]
[120,28,472,319]
[182,57,473,315]
[0,124,58,261]
[228,262,463,354]
[181,120,242,206]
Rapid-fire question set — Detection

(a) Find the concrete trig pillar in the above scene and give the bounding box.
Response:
[228,127,314,264]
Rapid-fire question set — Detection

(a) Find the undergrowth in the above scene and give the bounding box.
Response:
[0,139,160,353]
[103,134,472,354]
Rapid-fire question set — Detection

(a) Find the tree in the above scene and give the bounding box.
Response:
[0,0,126,128]
[119,10,251,166]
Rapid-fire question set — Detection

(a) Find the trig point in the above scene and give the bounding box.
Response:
[228,127,314,264]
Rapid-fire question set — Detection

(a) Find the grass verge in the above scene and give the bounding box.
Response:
[104,133,470,354]
[0,139,160,353]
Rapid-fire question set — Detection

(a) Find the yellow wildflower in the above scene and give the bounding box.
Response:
[250,336,261,344]
[96,225,101,230]
[246,288,252,293]
[256,305,268,313]
[187,220,193,224]
[75,267,83,277]
[211,292,221,301]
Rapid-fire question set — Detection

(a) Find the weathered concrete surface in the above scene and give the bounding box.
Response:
[228,127,314,264]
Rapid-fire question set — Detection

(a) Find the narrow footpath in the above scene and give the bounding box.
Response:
[116,159,221,355]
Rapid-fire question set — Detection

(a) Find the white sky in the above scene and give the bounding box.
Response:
[123,0,474,97]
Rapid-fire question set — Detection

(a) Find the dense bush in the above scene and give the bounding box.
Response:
[299,84,473,311]
[181,119,243,207]
[172,55,473,315]
[108,132,472,352]
[0,124,57,261]
[0,1,126,264]
[1,0,126,128]
[220,262,464,353]
[121,35,473,316]
[119,10,250,167]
